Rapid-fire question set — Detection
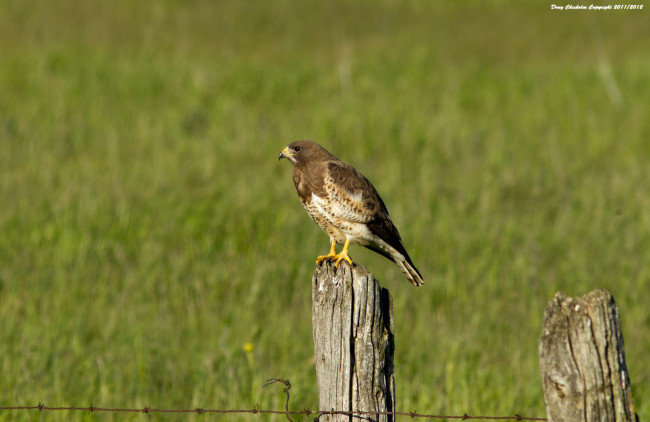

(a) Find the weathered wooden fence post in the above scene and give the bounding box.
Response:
[312,261,395,422]
[539,289,637,422]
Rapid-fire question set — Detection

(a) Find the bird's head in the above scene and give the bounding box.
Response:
[278,140,331,165]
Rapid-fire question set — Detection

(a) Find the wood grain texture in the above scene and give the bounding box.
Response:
[312,261,395,422]
[539,289,637,422]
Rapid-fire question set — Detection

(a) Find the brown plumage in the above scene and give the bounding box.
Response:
[279,140,424,286]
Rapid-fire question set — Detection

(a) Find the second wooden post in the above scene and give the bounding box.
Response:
[539,289,637,422]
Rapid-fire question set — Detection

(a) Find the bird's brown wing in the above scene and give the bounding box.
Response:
[325,162,409,254]
[322,162,382,222]
[326,162,387,213]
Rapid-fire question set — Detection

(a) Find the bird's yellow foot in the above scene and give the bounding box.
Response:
[316,241,338,265]
[333,239,353,267]
[316,252,337,265]
[333,250,353,267]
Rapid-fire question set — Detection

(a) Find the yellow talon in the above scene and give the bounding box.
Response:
[316,241,338,264]
[333,239,353,267]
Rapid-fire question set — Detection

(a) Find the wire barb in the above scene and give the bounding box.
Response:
[263,378,293,422]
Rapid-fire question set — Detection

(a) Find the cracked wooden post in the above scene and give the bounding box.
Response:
[312,261,395,422]
[539,289,638,422]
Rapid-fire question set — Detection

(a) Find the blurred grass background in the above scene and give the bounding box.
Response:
[1,0,649,420]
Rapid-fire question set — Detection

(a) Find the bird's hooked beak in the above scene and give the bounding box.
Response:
[278,146,294,161]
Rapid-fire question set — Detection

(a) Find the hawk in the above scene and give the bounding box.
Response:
[279,140,424,286]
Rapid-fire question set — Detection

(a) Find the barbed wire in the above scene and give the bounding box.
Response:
[0,378,547,421]
[0,405,548,421]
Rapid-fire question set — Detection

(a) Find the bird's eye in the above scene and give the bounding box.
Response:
[294,147,301,152]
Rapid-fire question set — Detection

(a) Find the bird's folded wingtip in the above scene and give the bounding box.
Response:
[395,258,424,286]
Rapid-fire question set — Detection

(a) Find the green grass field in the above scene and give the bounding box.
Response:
[1,0,649,420]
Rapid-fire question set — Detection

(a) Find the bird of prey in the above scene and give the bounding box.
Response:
[279,140,423,286]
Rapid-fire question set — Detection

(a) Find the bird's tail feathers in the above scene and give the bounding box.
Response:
[394,257,424,286]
